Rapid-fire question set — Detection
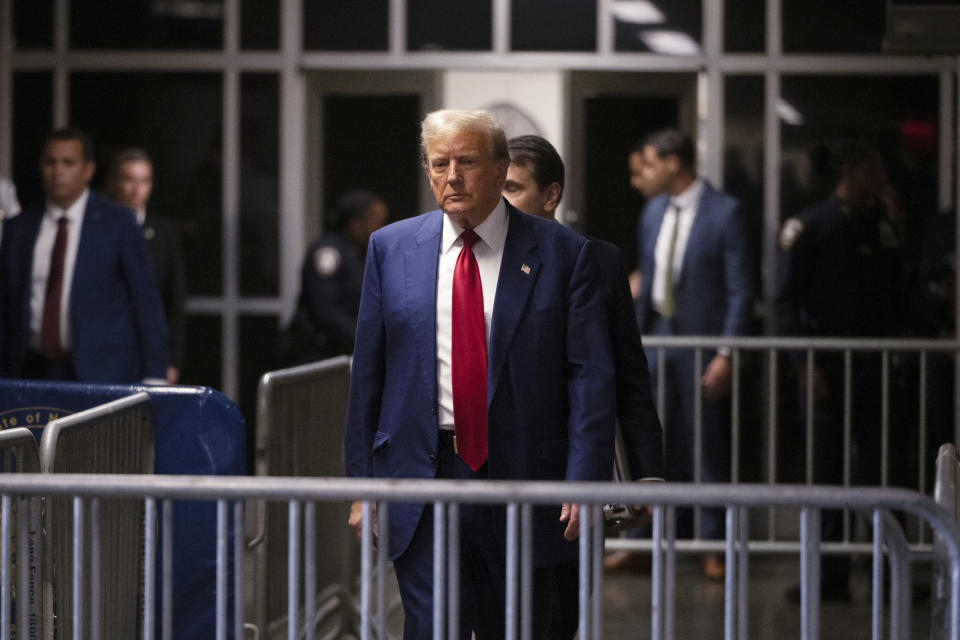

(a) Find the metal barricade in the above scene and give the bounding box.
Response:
[39,392,155,640]
[934,443,960,639]
[0,476,952,640]
[615,335,960,557]
[251,356,355,638]
[0,429,42,640]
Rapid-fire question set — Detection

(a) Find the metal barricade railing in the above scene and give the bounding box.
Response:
[0,428,42,640]
[618,335,960,555]
[251,356,354,638]
[0,476,954,640]
[934,443,960,639]
[39,392,155,640]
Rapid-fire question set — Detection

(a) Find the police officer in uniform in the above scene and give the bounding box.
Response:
[283,190,388,364]
[777,140,906,601]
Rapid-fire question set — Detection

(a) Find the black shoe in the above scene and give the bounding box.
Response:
[785,582,851,604]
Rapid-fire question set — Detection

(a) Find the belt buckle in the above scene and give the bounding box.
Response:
[452,434,458,455]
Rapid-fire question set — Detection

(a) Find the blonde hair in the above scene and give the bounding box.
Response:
[420,109,509,166]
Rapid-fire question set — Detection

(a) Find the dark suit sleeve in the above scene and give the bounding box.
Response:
[563,239,616,483]
[119,213,168,379]
[344,235,385,478]
[720,201,756,337]
[595,241,664,479]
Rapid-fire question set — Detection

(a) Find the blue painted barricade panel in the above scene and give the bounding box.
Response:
[0,379,246,639]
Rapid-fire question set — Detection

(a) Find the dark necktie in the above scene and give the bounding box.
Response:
[451,229,487,471]
[40,216,69,360]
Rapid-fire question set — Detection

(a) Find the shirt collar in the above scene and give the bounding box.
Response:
[670,177,704,212]
[45,188,89,225]
[136,209,147,226]
[441,197,509,255]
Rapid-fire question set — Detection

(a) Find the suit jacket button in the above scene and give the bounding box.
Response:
[429,453,437,464]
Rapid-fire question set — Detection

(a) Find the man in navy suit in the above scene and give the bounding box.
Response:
[0,127,167,383]
[345,111,615,639]
[634,129,755,579]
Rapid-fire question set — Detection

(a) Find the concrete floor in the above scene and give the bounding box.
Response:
[257,553,939,638]
[602,554,934,640]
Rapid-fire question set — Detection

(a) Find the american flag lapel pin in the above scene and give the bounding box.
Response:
[521,263,531,275]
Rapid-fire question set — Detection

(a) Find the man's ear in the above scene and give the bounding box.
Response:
[84,161,97,184]
[544,182,562,214]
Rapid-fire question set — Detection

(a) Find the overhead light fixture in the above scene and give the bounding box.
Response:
[776,99,804,126]
[640,30,700,55]
[611,1,666,25]
[152,0,224,19]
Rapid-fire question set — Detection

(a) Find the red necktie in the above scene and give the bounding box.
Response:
[40,216,69,360]
[451,229,487,471]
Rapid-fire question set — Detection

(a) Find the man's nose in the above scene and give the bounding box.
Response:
[446,161,462,183]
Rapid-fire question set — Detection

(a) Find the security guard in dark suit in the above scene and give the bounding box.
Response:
[282,190,388,364]
[108,148,187,384]
[777,140,906,601]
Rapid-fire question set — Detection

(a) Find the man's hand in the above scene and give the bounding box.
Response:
[630,477,665,528]
[348,500,378,548]
[797,362,829,404]
[701,354,732,400]
[166,366,180,385]
[560,502,581,541]
[628,270,642,300]
[561,501,609,539]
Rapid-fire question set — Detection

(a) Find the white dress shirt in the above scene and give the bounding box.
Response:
[436,198,508,430]
[30,189,89,352]
[651,178,704,315]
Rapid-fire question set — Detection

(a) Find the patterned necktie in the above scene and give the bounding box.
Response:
[40,216,69,359]
[661,203,681,319]
[451,229,487,471]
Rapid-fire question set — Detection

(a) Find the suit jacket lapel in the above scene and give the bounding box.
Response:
[71,194,104,316]
[488,207,540,406]
[405,211,443,402]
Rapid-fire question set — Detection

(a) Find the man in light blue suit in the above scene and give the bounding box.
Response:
[345,110,614,639]
[0,127,167,383]
[634,129,755,579]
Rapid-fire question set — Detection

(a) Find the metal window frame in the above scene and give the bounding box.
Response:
[0,0,957,399]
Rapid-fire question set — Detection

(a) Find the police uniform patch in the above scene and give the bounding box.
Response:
[314,246,341,277]
[779,218,804,250]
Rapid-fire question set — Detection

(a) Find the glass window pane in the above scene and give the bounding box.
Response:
[12,73,53,206]
[181,314,222,389]
[725,0,765,52]
[582,93,680,269]
[408,0,492,51]
[780,75,939,221]
[614,0,701,54]
[70,72,223,296]
[511,0,596,51]
[13,0,53,49]
[783,0,885,53]
[70,0,223,49]
[239,314,279,468]
[322,95,421,223]
[240,73,280,296]
[724,75,764,292]
[303,1,388,51]
[242,0,280,50]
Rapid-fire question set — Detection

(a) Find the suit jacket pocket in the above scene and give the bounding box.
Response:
[536,438,569,479]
